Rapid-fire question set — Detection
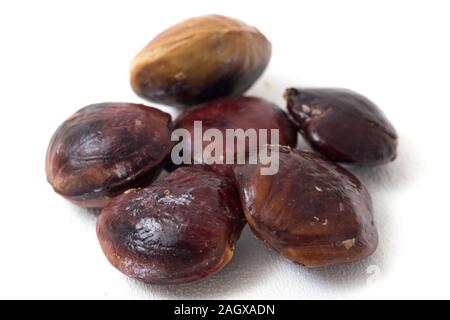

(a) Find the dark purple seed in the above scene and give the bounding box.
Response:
[173,96,298,176]
[286,88,398,166]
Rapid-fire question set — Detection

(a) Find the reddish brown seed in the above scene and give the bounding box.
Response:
[172,96,298,175]
[46,103,172,208]
[286,88,398,166]
[97,166,246,284]
[233,146,378,268]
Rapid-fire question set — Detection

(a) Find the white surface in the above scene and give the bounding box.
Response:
[0,0,449,299]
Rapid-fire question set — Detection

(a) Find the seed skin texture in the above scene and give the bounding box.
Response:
[233,146,378,268]
[173,96,298,175]
[97,166,246,285]
[130,15,272,107]
[46,103,172,208]
[286,88,398,166]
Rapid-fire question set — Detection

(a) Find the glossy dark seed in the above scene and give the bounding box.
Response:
[173,96,298,175]
[97,166,246,284]
[46,103,172,208]
[233,146,378,268]
[286,88,398,166]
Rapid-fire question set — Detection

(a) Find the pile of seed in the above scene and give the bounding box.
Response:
[46,15,397,285]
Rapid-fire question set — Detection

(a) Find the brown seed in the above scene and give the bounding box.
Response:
[172,96,298,176]
[96,166,246,284]
[233,146,378,268]
[286,88,398,166]
[46,103,172,208]
[130,15,272,107]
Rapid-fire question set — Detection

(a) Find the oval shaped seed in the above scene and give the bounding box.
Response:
[130,15,272,107]
[173,96,297,171]
[97,166,246,284]
[286,88,398,166]
[46,103,172,208]
[233,146,378,267]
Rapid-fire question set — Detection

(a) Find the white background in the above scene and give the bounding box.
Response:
[0,0,449,299]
